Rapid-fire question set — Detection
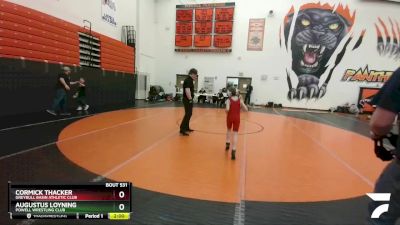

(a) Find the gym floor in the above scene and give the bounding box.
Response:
[0,101,387,225]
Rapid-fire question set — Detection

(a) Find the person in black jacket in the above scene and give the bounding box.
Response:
[368,67,400,225]
[245,84,253,105]
[198,88,207,103]
[46,66,77,116]
[217,89,224,107]
[180,68,198,136]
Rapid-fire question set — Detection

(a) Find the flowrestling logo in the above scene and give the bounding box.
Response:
[367,193,391,219]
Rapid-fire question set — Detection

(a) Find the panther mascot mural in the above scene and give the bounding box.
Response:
[282,3,363,100]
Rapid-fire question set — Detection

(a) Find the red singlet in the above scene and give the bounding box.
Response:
[226,97,241,131]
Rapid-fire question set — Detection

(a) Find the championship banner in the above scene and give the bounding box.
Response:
[175,2,235,52]
[215,7,234,21]
[175,35,193,47]
[195,22,213,34]
[194,35,212,47]
[195,8,213,21]
[214,21,233,34]
[176,10,193,21]
[101,0,117,26]
[214,35,232,48]
[247,19,265,51]
[176,22,193,34]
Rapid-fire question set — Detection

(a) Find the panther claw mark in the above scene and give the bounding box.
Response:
[318,84,327,98]
[288,82,327,100]
[291,84,320,100]
[308,84,319,98]
[288,88,297,100]
[297,87,307,100]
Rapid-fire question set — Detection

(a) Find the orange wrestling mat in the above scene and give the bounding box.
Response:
[57,108,387,203]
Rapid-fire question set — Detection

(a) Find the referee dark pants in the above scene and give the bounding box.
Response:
[180,99,193,132]
[245,93,251,105]
[367,158,400,225]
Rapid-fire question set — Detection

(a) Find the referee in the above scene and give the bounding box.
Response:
[180,68,198,136]
[368,67,400,225]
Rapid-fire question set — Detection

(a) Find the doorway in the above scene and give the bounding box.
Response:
[176,74,198,93]
[136,73,148,100]
[226,77,252,99]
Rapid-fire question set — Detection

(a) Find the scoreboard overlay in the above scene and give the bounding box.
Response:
[8,182,132,220]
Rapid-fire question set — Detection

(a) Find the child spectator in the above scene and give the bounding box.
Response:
[73,77,89,111]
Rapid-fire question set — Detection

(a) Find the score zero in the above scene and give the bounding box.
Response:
[105,183,128,199]
[105,183,128,187]
[105,183,129,211]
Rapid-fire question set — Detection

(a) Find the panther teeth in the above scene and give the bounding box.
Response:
[320,46,326,54]
[303,44,325,53]
[301,60,318,68]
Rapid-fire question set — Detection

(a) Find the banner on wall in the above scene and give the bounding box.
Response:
[175,2,235,53]
[358,87,379,113]
[203,77,215,93]
[194,35,212,47]
[102,0,117,26]
[247,19,265,51]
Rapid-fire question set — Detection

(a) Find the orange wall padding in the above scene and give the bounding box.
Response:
[99,35,135,74]
[0,1,135,74]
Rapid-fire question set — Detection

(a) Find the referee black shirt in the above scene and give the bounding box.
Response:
[372,67,400,153]
[182,76,194,101]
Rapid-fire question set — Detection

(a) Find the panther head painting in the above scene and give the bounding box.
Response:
[282,3,359,100]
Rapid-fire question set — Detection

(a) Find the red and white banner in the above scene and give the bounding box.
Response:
[247,19,265,51]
